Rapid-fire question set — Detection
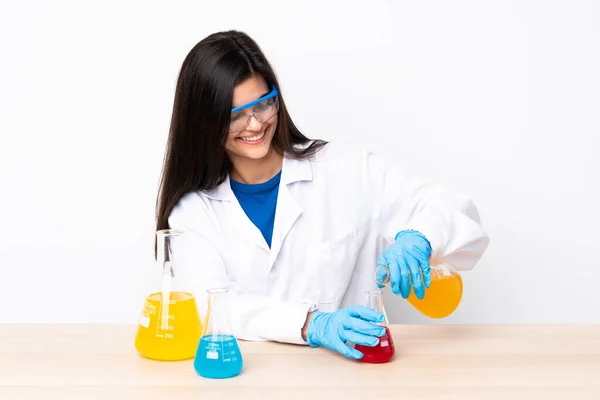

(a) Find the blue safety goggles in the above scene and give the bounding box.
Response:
[231,84,279,112]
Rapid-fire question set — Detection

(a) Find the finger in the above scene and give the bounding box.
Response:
[420,256,432,288]
[395,257,411,298]
[343,317,386,337]
[406,253,424,299]
[345,305,385,323]
[333,338,364,359]
[342,330,380,347]
[388,258,404,296]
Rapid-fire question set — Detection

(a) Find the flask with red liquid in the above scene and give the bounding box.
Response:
[354,289,395,364]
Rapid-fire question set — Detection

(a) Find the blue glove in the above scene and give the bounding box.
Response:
[306,306,386,359]
[375,230,432,299]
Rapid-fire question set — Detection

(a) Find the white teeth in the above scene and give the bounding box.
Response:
[239,132,265,142]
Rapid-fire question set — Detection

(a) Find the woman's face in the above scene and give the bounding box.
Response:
[224,74,279,163]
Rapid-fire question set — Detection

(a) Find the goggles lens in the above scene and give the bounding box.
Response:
[229,85,279,133]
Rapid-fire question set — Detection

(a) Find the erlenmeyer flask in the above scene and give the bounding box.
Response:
[354,289,395,364]
[376,258,463,319]
[194,288,243,379]
[134,229,203,361]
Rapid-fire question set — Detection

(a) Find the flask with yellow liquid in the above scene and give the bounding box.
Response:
[376,259,463,319]
[134,229,203,361]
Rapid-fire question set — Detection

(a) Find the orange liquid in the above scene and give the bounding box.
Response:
[407,266,463,319]
[134,291,203,361]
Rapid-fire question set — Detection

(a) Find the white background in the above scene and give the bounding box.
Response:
[1,0,598,325]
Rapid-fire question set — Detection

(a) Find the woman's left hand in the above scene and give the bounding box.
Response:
[375,230,432,299]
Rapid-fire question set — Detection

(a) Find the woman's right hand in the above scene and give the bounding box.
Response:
[305,306,386,359]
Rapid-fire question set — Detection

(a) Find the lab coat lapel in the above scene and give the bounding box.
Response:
[230,195,270,251]
[204,175,270,251]
[269,154,312,267]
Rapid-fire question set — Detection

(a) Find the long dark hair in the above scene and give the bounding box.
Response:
[155,30,327,237]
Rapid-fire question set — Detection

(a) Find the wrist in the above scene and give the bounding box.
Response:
[395,229,431,247]
[301,311,315,342]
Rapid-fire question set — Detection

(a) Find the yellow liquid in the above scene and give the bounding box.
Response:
[134,291,203,361]
[407,267,463,319]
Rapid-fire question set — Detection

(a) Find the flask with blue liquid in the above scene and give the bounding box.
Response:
[194,288,243,379]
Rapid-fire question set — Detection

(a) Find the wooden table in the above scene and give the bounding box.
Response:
[1,324,599,399]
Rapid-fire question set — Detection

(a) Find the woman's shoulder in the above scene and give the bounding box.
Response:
[303,140,378,169]
[168,190,212,227]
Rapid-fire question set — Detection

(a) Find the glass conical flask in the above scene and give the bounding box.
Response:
[194,288,243,379]
[354,289,395,364]
[134,229,203,361]
[376,258,463,319]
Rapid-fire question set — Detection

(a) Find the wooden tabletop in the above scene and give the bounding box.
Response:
[0,324,599,399]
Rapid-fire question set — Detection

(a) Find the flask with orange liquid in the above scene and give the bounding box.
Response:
[376,259,463,319]
[134,229,203,361]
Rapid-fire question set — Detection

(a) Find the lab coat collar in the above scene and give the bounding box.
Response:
[280,150,313,186]
[202,146,313,201]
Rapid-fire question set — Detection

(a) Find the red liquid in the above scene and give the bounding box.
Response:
[355,326,395,363]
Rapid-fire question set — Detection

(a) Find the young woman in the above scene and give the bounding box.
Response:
[156,30,490,360]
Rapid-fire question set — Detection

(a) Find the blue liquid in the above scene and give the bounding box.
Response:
[194,334,243,379]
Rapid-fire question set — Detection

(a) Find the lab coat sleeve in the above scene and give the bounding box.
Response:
[168,197,313,345]
[364,149,490,270]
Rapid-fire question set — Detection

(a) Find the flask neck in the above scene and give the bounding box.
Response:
[156,229,182,265]
[366,290,383,313]
[205,288,231,336]
[207,289,228,313]
[366,289,388,326]
[155,229,183,293]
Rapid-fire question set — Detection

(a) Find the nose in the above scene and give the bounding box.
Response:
[246,113,263,132]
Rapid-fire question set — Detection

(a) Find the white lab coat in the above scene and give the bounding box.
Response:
[168,141,489,345]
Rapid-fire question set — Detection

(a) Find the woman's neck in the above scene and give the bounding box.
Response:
[229,147,283,184]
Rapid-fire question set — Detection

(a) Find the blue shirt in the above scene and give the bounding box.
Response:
[230,171,281,248]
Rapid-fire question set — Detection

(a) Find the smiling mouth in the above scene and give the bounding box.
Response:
[237,131,265,143]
